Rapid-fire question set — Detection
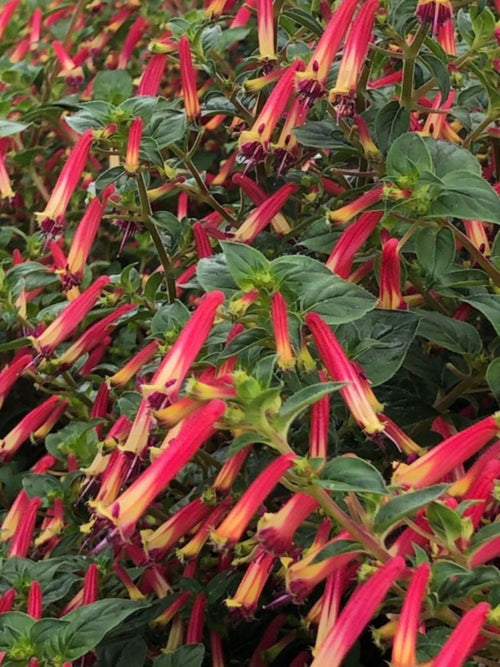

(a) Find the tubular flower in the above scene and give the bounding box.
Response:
[295,0,361,102]
[119,399,153,456]
[232,173,290,234]
[328,186,384,225]
[256,493,320,555]
[32,400,69,441]
[432,603,491,667]
[52,41,84,90]
[311,557,405,665]
[354,114,382,160]
[0,394,64,462]
[124,117,143,173]
[391,563,431,667]
[142,498,212,557]
[8,496,41,558]
[437,18,456,55]
[328,0,379,118]
[65,185,115,288]
[226,548,275,618]
[37,128,94,238]
[461,459,500,530]
[238,61,303,165]
[193,221,213,258]
[0,353,33,409]
[179,36,201,122]
[233,183,298,243]
[448,440,500,496]
[313,567,357,652]
[96,400,225,537]
[0,151,14,200]
[27,581,42,620]
[464,219,491,255]
[273,97,310,172]
[210,445,251,496]
[211,453,297,550]
[143,290,225,403]
[138,53,168,96]
[34,497,65,550]
[0,589,16,613]
[93,450,133,506]
[33,276,110,356]
[257,0,275,61]
[305,312,385,434]
[392,413,500,489]
[309,371,330,461]
[117,16,149,69]
[379,414,426,457]
[151,592,191,628]
[107,340,159,388]
[378,238,407,310]
[186,594,206,644]
[177,500,230,561]
[271,291,295,370]
[416,0,453,34]
[326,211,382,278]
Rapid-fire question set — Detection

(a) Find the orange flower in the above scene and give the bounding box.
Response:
[328,186,384,225]
[226,548,275,618]
[179,36,201,122]
[233,183,298,243]
[124,117,143,173]
[256,493,320,555]
[271,291,295,370]
[378,237,407,310]
[257,0,275,61]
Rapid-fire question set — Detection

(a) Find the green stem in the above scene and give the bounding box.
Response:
[463,115,494,149]
[136,173,177,304]
[400,24,428,109]
[433,375,475,413]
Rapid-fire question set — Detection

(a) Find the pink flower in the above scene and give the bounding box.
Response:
[432,602,491,667]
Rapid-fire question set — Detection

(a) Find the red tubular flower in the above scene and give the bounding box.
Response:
[79,337,112,376]
[144,290,225,402]
[119,399,153,456]
[232,173,290,234]
[143,498,212,558]
[0,589,16,613]
[238,61,304,165]
[448,440,500,496]
[37,127,94,237]
[83,564,98,605]
[469,535,500,567]
[416,0,453,34]
[233,183,298,243]
[138,53,168,96]
[177,500,231,561]
[231,0,256,27]
[27,581,43,620]
[432,602,491,667]
[461,459,500,530]
[328,186,384,225]
[284,533,361,603]
[226,548,275,618]
[0,151,13,200]
[65,185,115,287]
[391,563,431,667]
[437,18,456,55]
[193,221,213,258]
[151,592,191,628]
[9,496,41,558]
[208,448,250,498]
[311,557,405,665]
[464,219,491,255]
[56,303,133,370]
[210,631,225,667]
[271,291,295,370]
[273,97,310,173]
[33,275,110,356]
[378,237,407,310]
[52,41,84,90]
[107,340,159,388]
[124,117,143,174]
[257,0,275,61]
[0,353,33,409]
[0,0,20,40]
[117,16,149,69]
[179,36,201,122]
[256,493,319,555]
[305,312,385,434]
[328,0,379,118]
[392,413,500,489]
[368,70,403,89]
[93,450,132,506]
[32,399,69,441]
[313,567,357,652]
[309,371,330,461]
[379,414,426,457]
[295,0,361,101]
[211,453,297,549]
[248,615,286,667]
[326,211,382,278]
[0,394,63,462]
[34,497,65,552]
[186,593,206,644]
[97,400,225,537]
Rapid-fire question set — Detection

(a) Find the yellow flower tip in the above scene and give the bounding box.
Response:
[225,597,243,610]
[210,529,230,552]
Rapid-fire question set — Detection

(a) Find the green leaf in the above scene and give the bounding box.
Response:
[197,255,239,296]
[60,599,149,660]
[221,242,271,291]
[95,637,148,667]
[416,310,482,355]
[0,612,35,651]
[153,645,205,667]
[374,101,410,154]
[229,432,269,454]
[273,381,344,433]
[280,9,323,36]
[386,133,433,185]
[426,501,465,544]
[468,521,500,552]
[428,171,500,223]
[311,539,363,565]
[462,294,500,336]
[0,119,29,137]
[218,328,268,360]
[339,310,419,386]
[292,120,353,150]
[146,110,187,149]
[271,255,376,325]
[423,138,482,178]
[93,70,133,105]
[373,484,448,533]
[414,227,455,278]
[213,27,250,51]
[487,358,500,405]
[317,456,388,495]
[65,102,115,134]
[432,561,500,604]
[418,53,450,99]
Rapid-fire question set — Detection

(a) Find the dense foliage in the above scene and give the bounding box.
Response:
[0,0,500,664]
